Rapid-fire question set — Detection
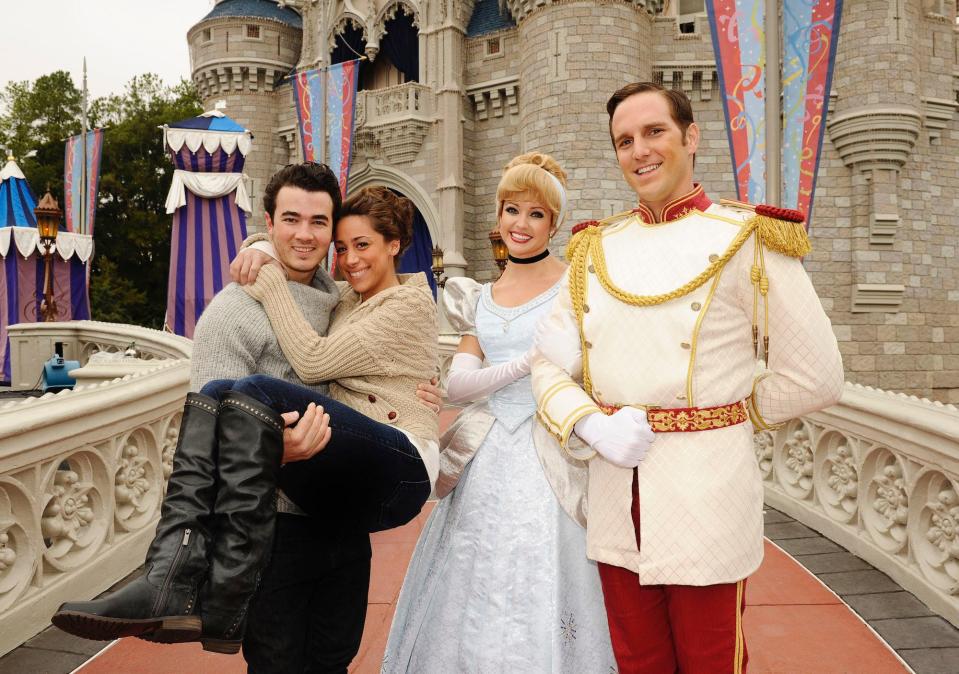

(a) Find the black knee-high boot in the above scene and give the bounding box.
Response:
[52,393,219,642]
[198,391,284,654]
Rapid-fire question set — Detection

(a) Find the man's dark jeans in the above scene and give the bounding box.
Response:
[243,514,371,674]
[201,375,431,532]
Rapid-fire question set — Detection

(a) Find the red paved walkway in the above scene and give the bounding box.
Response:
[76,508,907,673]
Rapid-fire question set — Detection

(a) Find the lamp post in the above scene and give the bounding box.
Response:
[35,190,62,322]
[430,245,447,288]
[488,229,508,276]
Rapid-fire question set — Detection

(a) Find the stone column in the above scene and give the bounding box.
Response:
[421,0,473,278]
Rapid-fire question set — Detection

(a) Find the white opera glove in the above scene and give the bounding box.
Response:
[446,351,531,404]
[574,408,656,468]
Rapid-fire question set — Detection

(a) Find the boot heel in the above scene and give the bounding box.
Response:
[201,638,242,654]
[141,615,203,643]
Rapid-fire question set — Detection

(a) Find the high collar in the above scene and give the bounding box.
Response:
[631,183,712,224]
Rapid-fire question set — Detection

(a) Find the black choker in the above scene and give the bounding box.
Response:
[508,249,551,265]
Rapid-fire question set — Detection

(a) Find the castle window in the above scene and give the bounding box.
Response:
[202,28,212,42]
[247,24,260,39]
[486,37,502,57]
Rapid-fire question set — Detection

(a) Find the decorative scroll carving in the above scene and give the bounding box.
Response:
[114,430,160,532]
[815,433,859,523]
[754,431,774,480]
[774,422,814,500]
[910,471,959,596]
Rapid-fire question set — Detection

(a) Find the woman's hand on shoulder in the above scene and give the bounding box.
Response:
[231,247,282,285]
[279,403,331,463]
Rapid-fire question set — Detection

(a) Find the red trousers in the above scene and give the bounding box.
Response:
[598,468,748,673]
[598,564,747,673]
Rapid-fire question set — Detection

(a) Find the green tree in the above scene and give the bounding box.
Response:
[0,71,202,328]
[88,74,202,328]
[0,71,82,198]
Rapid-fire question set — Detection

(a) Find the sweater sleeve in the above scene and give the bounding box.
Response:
[241,264,382,383]
[190,290,263,390]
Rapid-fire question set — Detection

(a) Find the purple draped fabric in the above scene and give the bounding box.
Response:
[0,250,89,383]
[169,146,245,173]
[165,191,246,338]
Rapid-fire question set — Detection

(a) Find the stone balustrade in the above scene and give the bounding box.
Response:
[0,322,190,656]
[757,382,959,628]
[354,82,435,164]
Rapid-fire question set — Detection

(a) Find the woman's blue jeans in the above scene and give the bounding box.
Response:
[200,375,430,533]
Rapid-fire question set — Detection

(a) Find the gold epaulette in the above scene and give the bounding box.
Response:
[719,199,811,257]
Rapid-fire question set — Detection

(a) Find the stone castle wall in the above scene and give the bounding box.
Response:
[186,0,959,401]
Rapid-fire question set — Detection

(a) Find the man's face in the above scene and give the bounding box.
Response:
[610,91,699,215]
[265,186,334,284]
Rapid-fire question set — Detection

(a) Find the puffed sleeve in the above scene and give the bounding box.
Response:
[441,276,482,336]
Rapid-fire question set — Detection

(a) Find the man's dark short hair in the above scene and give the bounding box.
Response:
[263,162,342,220]
[606,82,696,145]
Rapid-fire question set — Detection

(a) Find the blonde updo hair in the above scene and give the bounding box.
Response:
[495,152,568,230]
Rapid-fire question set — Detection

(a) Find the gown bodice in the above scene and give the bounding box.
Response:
[474,282,559,430]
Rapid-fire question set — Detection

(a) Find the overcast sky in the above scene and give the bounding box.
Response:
[1,1,214,101]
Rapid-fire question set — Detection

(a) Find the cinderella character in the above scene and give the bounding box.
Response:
[382,152,616,673]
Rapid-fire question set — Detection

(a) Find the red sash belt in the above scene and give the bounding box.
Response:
[595,400,748,433]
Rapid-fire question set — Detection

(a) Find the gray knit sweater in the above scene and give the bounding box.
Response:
[189,272,340,392]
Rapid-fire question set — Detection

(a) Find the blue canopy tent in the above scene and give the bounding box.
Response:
[1,158,92,384]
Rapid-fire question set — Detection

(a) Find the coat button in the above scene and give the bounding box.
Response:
[681,342,691,349]
[691,302,702,311]
[388,411,397,420]
[583,304,590,313]
[588,264,595,273]
[708,254,719,263]
[368,394,377,403]
[585,341,593,349]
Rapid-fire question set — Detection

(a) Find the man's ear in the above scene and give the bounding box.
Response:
[264,212,275,236]
[684,122,701,155]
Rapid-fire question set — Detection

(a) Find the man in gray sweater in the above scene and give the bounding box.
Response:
[192,163,432,673]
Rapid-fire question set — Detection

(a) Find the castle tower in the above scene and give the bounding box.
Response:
[187,0,304,231]
[506,0,658,242]
[820,0,957,394]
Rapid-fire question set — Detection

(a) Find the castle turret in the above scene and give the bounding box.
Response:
[187,0,303,231]
[506,0,658,239]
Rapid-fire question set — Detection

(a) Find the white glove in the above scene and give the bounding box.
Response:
[445,351,531,404]
[574,408,656,468]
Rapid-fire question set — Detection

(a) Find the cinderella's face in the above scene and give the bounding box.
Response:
[498,191,554,258]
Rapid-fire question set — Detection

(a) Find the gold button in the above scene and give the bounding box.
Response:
[691,302,702,311]
[708,254,719,263]
[588,264,595,273]
[585,341,593,349]
[583,304,590,313]
[681,342,691,349]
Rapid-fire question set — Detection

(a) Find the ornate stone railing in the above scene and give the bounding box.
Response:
[757,382,959,627]
[6,321,192,390]
[0,323,190,656]
[354,82,435,163]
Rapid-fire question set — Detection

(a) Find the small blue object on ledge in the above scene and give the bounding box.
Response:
[41,355,80,392]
